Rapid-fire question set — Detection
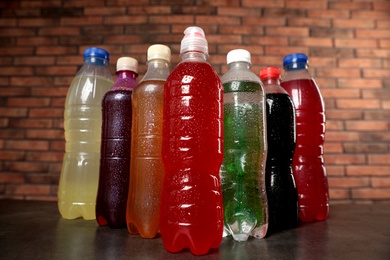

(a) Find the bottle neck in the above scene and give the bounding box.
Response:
[284,62,308,71]
[262,77,280,86]
[84,57,109,66]
[180,51,207,62]
[141,59,170,82]
[116,70,137,80]
[282,62,312,82]
[227,61,251,71]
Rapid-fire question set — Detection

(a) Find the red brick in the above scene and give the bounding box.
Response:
[352,10,390,20]
[7,184,51,195]
[321,89,360,98]
[18,18,59,27]
[336,99,380,109]
[290,37,333,47]
[243,17,286,26]
[0,87,31,96]
[307,9,351,19]
[326,109,363,120]
[0,67,33,76]
[242,0,284,7]
[339,58,381,68]
[326,166,345,177]
[363,69,390,78]
[218,7,260,16]
[368,155,390,165]
[36,46,78,55]
[11,77,53,87]
[50,141,65,151]
[352,188,390,200]
[26,151,64,162]
[0,173,25,183]
[357,49,390,59]
[0,107,28,117]
[329,189,350,200]
[4,162,49,173]
[0,129,25,139]
[326,131,360,141]
[380,40,390,48]
[344,143,388,153]
[333,19,374,29]
[8,119,53,129]
[0,18,17,27]
[323,142,343,153]
[345,121,388,131]
[338,79,382,89]
[14,56,56,66]
[0,46,34,56]
[265,46,309,56]
[220,26,264,35]
[335,38,377,48]
[324,154,366,165]
[329,2,371,10]
[316,68,361,78]
[326,120,344,130]
[61,17,103,26]
[7,98,51,107]
[84,6,127,15]
[328,177,370,188]
[371,177,390,188]
[347,166,390,176]
[5,140,49,151]
[35,66,78,76]
[356,29,390,39]
[29,108,64,118]
[266,27,309,37]
[104,15,148,25]
[26,129,64,140]
[377,20,390,29]
[31,87,69,97]
[0,151,25,161]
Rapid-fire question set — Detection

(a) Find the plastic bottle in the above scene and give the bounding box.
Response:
[96,57,138,228]
[280,53,329,222]
[58,47,114,220]
[220,49,268,241]
[160,26,224,255]
[126,44,171,238]
[260,66,298,232]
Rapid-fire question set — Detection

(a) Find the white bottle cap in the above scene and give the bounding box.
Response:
[180,26,208,55]
[226,49,252,65]
[147,44,171,62]
[116,57,138,73]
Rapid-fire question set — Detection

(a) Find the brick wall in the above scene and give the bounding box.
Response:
[0,0,389,204]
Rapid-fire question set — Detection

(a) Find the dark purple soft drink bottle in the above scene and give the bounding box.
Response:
[96,57,138,228]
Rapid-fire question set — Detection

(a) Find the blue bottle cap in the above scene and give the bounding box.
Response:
[283,53,308,67]
[83,47,110,61]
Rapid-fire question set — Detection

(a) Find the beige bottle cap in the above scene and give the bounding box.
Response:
[147,44,171,62]
[116,57,138,73]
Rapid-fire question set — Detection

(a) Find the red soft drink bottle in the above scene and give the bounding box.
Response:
[160,26,224,255]
[280,53,329,222]
[96,57,138,228]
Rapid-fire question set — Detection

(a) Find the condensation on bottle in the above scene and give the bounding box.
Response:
[220,49,268,241]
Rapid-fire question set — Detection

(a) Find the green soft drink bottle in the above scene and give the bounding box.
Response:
[220,49,268,241]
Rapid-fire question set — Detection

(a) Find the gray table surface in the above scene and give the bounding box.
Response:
[0,199,389,260]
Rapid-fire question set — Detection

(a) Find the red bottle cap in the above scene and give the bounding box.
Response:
[259,66,281,80]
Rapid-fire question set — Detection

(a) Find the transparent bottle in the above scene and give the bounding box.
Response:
[58,47,114,220]
[220,49,268,241]
[160,26,224,255]
[126,44,171,238]
[260,66,298,232]
[280,53,329,222]
[96,57,138,228]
